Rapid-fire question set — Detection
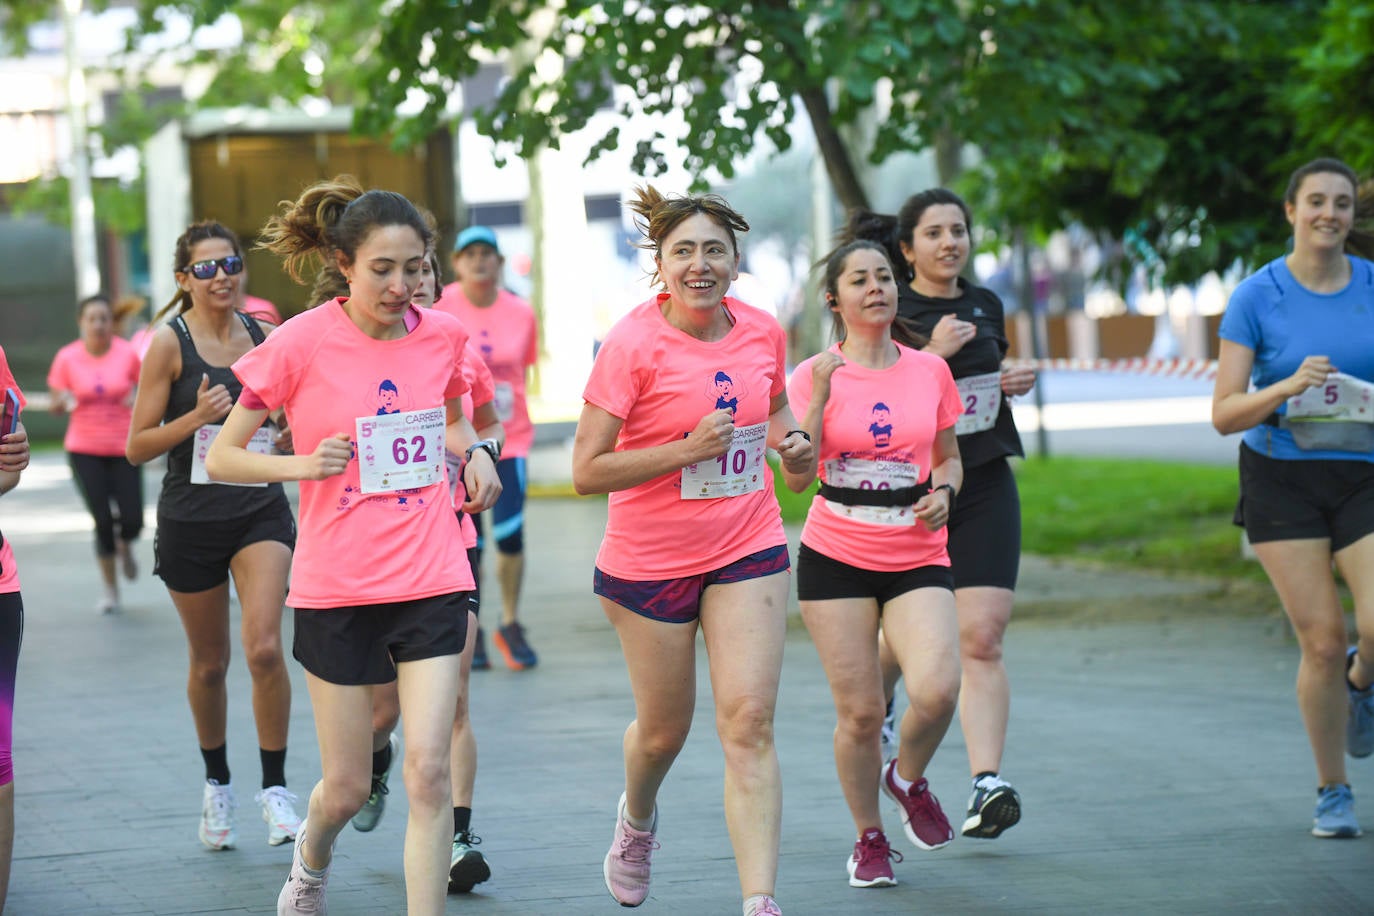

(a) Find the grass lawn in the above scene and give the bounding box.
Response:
[773,455,1268,584]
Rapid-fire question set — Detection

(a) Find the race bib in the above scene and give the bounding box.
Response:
[681,422,767,499]
[821,456,920,526]
[191,424,273,487]
[355,407,446,495]
[1287,373,1374,422]
[493,382,515,422]
[955,371,1002,435]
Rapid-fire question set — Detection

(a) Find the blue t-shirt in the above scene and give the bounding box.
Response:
[1218,255,1374,461]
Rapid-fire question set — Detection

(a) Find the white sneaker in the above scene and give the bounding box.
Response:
[278,820,331,915]
[199,780,237,850]
[257,785,302,846]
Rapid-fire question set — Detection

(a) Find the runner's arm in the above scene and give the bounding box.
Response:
[1211,340,1333,435]
[572,402,731,496]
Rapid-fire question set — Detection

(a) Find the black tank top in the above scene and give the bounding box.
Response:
[158,311,288,521]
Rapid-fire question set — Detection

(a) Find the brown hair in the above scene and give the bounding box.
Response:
[1348,178,1374,261]
[76,292,112,320]
[842,189,973,287]
[818,239,927,349]
[257,175,433,297]
[154,221,242,322]
[627,184,749,288]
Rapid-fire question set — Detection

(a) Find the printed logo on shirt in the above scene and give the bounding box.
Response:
[478,330,495,364]
[705,369,750,412]
[372,378,411,415]
[972,307,986,318]
[869,402,895,449]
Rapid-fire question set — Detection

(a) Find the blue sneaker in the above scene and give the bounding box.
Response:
[1346,647,1374,759]
[1312,784,1361,838]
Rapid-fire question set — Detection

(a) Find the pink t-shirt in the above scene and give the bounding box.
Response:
[0,347,26,594]
[584,295,788,579]
[231,300,474,608]
[242,295,283,325]
[789,343,962,572]
[447,341,496,550]
[46,337,141,456]
[435,285,538,457]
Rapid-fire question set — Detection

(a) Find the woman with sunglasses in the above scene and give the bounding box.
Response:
[127,221,302,851]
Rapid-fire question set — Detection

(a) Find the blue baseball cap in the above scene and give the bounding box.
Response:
[454,225,500,254]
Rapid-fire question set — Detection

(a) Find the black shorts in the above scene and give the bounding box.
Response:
[293,591,471,685]
[1237,443,1374,550]
[466,545,481,617]
[796,543,953,606]
[154,500,297,593]
[946,457,1021,590]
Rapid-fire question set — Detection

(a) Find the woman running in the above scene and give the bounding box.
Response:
[48,293,145,613]
[572,185,814,916]
[0,344,30,913]
[204,175,499,915]
[789,240,963,888]
[1213,157,1374,838]
[126,222,301,851]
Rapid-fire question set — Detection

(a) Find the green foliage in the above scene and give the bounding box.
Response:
[1289,0,1374,176]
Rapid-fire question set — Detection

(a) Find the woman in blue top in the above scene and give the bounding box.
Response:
[1213,157,1374,840]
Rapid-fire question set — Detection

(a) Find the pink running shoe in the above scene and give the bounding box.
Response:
[603,793,659,907]
[881,759,954,850]
[847,827,902,887]
[745,895,783,916]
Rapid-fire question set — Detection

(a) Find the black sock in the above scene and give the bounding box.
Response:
[260,747,287,789]
[454,806,472,836]
[372,740,393,779]
[201,743,231,785]
[973,771,998,783]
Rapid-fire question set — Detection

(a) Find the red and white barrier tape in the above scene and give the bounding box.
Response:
[1005,357,1218,381]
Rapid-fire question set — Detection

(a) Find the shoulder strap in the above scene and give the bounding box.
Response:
[238,311,268,346]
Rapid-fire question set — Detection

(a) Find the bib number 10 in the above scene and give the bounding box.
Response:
[716,449,748,476]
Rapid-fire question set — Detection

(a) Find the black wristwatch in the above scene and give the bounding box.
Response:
[934,483,957,512]
[464,438,501,465]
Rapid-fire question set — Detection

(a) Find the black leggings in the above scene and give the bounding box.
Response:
[68,452,144,556]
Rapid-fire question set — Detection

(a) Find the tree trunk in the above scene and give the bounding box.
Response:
[797,86,870,214]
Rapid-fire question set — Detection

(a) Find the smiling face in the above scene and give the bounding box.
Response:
[657,212,740,318]
[830,247,898,338]
[178,238,241,313]
[900,203,970,293]
[336,224,426,338]
[1286,171,1355,257]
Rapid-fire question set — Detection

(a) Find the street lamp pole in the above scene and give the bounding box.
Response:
[63,0,101,298]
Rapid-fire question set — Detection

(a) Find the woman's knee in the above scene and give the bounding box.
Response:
[318,774,372,820]
[401,746,451,811]
[715,697,777,753]
[188,655,229,690]
[241,636,286,678]
[906,672,960,719]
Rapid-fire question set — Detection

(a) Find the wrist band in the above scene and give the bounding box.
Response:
[786,429,811,442]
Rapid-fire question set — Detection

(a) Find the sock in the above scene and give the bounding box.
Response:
[454,806,472,836]
[260,748,287,790]
[973,770,998,786]
[1348,650,1371,693]
[201,743,230,785]
[889,767,915,794]
[625,808,654,832]
[372,740,393,778]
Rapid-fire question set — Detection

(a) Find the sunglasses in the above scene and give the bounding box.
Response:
[182,255,244,280]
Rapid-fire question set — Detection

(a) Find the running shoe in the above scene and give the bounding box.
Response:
[1312,783,1362,838]
[847,827,901,888]
[603,792,659,907]
[1346,647,1374,759]
[744,896,783,916]
[97,594,119,615]
[879,698,897,761]
[199,780,237,851]
[493,622,538,670]
[961,774,1022,839]
[278,820,331,915]
[880,759,953,850]
[472,626,490,671]
[117,541,137,580]
[256,785,302,846]
[448,829,491,894]
[352,733,400,832]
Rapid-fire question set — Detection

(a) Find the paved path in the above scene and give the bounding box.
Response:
[5,453,1371,914]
